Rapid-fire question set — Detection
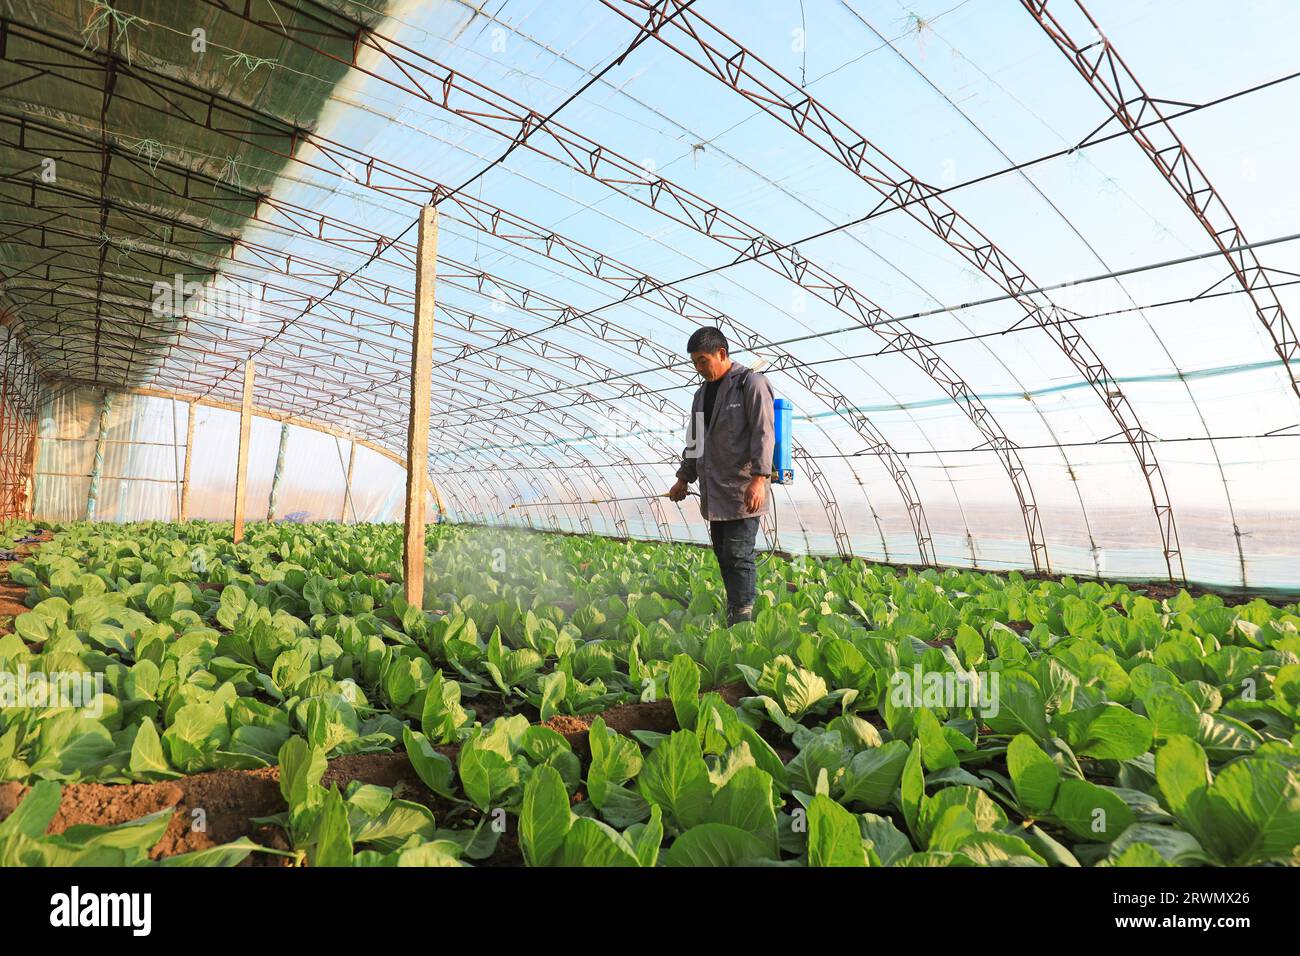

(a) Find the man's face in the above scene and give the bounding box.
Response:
[690,348,730,382]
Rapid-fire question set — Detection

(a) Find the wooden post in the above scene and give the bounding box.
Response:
[233,360,254,543]
[85,391,113,521]
[267,421,289,521]
[170,398,181,520]
[426,475,447,523]
[24,431,39,520]
[403,205,437,608]
[180,401,195,521]
[341,440,357,522]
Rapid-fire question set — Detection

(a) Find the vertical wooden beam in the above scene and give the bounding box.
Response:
[233,360,254,543]
[426,475,448,523]
[180,401,195,521]
[267,421,289,521]
[24,431,39,520]
[404,205,437,608]
[85,391,113,521]
[170,398,183,521]
[341,440,357,522]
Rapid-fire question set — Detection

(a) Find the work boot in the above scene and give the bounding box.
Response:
[726,605,753,627]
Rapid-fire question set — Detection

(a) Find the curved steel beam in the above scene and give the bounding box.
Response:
[603,0,1184,580]
[0,147,845,550]
[114,0,929,563]
[1022,0,1300,401]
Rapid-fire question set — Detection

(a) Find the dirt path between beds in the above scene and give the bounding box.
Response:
[0,527,52,634]
[0,681,752,864]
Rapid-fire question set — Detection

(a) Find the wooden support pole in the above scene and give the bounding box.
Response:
[24,431,39,520]
[233,360,254,543]
[85,391,113,521]
[426,475,448,523]
[267,420,289,521]
[341,440,357,522]
[170,398,183,521]
[180,401,195,521]
[403,205,437,608]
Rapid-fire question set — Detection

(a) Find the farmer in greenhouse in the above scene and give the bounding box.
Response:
[667,326,774,627]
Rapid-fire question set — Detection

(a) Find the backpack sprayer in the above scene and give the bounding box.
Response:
[772,397,794,485]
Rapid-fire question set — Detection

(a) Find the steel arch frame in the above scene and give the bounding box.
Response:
[0,196,843,550]
[1021,0,1300,400]
[601,0,1187,581]
[114,0,931,562]
[0,25,860,557]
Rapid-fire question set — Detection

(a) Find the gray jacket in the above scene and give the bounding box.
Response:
[676,362,775,521]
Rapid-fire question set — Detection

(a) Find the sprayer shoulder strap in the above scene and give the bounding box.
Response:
[703,367,751,409]
[701,367,755,420]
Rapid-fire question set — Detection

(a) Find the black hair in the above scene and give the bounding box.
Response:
[686,326,728,355]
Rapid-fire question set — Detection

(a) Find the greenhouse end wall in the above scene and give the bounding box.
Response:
[31,385,424,527]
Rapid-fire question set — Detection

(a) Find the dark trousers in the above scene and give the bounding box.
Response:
[709,516,759,611]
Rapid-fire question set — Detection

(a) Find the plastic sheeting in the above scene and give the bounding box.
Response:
[33,386,417,526]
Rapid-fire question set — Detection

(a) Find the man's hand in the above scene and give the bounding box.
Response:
[667,478,689,502]
[744,475,767,513]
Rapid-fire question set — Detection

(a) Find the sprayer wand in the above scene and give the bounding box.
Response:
[509,491,698,509]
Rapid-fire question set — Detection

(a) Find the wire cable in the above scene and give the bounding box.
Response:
[433,425,1300,478]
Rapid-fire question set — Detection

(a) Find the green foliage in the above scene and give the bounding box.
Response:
[0,520,1297,867]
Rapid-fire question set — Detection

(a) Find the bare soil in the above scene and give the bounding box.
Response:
[0,770,285,864]
[0,527,52,635]
[0,746,469,865]
[0,580,26,632]
[0,683,729,864]
[715,680,748,707]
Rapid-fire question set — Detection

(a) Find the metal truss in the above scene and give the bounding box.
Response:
[95,0,909,560]
[1022,0,1300,402]
[0,98,862,554]
[0,17,862,553]
[197,0,1108,569]
[0,192,814,546]
[0,183,669,449]
[0,323,39,519]
[600,0,1184,580]
[4,0,1267,577]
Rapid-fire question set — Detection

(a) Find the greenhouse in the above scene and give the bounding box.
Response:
[0,0,1297,887]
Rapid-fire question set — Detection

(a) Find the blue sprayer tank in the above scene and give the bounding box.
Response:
[773,397,794,484]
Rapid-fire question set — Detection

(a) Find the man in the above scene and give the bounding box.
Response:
[667,327,774,626]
